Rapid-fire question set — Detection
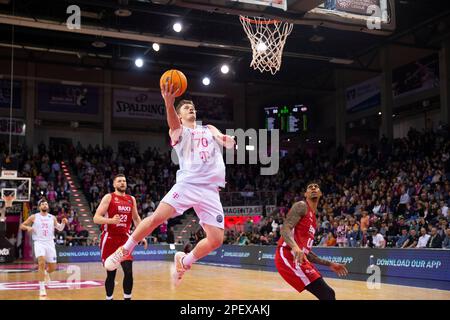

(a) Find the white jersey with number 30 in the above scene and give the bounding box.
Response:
[172,125,226,187]
[32,213,55,242]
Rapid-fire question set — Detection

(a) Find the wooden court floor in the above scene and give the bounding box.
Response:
[0,261,449,300]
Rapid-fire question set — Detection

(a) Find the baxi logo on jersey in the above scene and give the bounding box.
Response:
[308,225,315,235]
[118,206,131,212]
[0,248,10,256]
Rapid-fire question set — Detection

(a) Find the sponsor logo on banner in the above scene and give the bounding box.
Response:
[37,82,99,114]
[113,89,166,120]
[393,53,439,99]
[0,118,26,136]
[346,76,381,113]
[223,206,263,216]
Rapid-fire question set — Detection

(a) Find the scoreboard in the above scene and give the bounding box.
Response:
[264,104,307,133]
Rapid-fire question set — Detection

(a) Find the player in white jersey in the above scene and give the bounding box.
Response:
[20,199,68,297]
[105,83,235,286]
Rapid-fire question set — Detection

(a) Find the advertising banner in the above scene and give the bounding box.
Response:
[37,82,99,114]
[393,53,440,99]
[0,118,26,136]
[112,89,166,120]
[55,245,450,283]
[346,76,381,113]
[0,80,21,109]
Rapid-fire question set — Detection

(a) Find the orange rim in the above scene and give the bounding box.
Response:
[240,16,280,24]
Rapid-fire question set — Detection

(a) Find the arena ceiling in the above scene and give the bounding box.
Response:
[0,0,449,90]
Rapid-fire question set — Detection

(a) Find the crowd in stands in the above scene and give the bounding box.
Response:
[1,126,449,250]
[70,142,183,243]
[223,127,450,249]
[0,141,90,247]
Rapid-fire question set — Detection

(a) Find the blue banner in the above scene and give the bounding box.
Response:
[0,80,21,109]
[37,82,99,114]
[56,245,450,284]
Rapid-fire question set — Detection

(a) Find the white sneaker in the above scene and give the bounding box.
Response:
[172,252,190,287]
[44,271,51,285]
[39,287,47,297]
[104,246,128,271]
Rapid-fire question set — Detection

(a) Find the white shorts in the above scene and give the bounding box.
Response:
[34,241,57,263]
[161,183,225,229]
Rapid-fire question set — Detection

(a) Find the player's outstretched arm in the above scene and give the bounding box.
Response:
[207,124,236,149]
[93,194,120,225]
[161,82,182,143]
[307,251,348,277]
[20,214,35,233]
[280,201,307,264]
[54,216,68,232]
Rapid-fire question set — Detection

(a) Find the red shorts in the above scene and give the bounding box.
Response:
[100,232,133,265]
[275,245,321,293]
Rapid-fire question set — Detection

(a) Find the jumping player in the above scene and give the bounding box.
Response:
[276,182,348,300]
[93,174,148,300]
[20,199,68,297]
[104,83,236,286]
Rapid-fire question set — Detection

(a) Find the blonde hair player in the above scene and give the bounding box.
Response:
[93,174,148,300]
[104,82,236,286]
[20,198,68,297]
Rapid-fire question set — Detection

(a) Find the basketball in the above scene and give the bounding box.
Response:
[159,69,187,97]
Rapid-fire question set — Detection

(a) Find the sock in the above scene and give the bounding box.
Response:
[124,293,132,300]
[39,281,45,290]
[182,252,198,268]
[123,237,138,253]
[106,296,113,300]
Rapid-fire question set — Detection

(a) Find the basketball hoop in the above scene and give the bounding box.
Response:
[239,16,293,75]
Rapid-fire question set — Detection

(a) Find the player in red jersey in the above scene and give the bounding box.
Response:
[93,174,147,300]
[276,182,348,300]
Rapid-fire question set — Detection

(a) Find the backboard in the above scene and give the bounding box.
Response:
[0,171,31,202]
[178,0,396,35]
[304,0,396,35]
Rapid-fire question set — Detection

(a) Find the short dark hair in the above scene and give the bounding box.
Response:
[113,174,126,182]
[306,181,320,189]
[38,198,48,206]
[176,99,195,113]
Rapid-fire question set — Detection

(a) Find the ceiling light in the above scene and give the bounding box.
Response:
[173,22,182,33]
[202,77,210,86]
[220,64,229,74]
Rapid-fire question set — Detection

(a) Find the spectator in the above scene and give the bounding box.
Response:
[396,228,409,248]
[426,227,443,248]
[442,229,450,249]
[326,232,336,247]
[416,227,431,248]
[402,229,419,248]
[167,227,175,244]
[360,211,369,232]
[371,228,386,248]
[336,219,347,247]
[237,232,249,245]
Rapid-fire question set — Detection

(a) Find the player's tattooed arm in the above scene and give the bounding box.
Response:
[280,201,307,251]
[308,251,349,277]
[306,251,332,266]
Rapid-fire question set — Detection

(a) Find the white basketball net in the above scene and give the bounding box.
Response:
[240,16,293,75]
